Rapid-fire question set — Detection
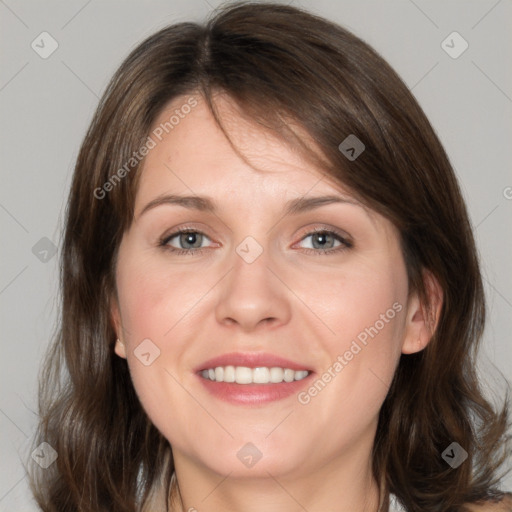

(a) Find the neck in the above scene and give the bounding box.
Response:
[168,446,383,512]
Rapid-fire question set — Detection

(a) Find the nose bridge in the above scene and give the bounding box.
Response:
[214,234,291,330]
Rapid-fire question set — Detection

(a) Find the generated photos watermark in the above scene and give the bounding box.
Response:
[297,301,403,405]
[93,96,198,200]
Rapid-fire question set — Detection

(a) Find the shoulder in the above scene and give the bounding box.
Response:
[462,493,512,512]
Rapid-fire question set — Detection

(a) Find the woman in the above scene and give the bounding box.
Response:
[29,2,511,511]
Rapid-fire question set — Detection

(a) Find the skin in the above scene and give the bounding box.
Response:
[111,93,442,512]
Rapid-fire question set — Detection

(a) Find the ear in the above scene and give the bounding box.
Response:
[401,269,443,355]
[110,296,127,359]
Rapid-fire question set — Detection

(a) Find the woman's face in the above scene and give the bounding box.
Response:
[112,94,426,480]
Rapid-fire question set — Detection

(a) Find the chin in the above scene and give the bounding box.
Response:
[194,440,308,480]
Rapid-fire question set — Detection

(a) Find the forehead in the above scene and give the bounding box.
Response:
[135,93,355,208]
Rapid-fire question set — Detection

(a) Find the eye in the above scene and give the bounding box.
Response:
[159,228,212,255]
[158,227,352,256]
[295,228,352,255]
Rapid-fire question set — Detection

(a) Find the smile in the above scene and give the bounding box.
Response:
[200,366,310,384]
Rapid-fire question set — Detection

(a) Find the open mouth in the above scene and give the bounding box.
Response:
[200,365,311,384]
[194,352,315,404]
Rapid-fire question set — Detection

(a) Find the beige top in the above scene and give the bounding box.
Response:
[388,493,406,512]
[161,471,408,511]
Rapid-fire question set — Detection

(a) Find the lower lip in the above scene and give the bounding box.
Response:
[196,372,314,405]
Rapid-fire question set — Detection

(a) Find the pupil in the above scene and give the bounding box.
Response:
[182,232,200,248]
[314,232,331,249]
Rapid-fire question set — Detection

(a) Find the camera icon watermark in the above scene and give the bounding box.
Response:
[32,237,57,263]
[442,442,468,468]
[236,236,263,264]
[133,338,161,366]
[441,31,468,59]
[236,442,263,468]
[338,134,365,161]
[31,32,59,59]
[31,442,58,469]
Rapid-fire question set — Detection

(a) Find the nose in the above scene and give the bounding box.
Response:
[214,242,292,332]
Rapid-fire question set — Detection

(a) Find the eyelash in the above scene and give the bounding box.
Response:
[158,226,353,256]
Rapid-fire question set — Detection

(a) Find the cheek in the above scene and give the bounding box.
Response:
[314,256,407,351]
[114,252,205,441]
[116,248,208,343]
[114,248,221,420]
[299,259,407,429]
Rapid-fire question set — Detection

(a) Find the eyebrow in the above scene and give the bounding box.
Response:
[138,193,362,219]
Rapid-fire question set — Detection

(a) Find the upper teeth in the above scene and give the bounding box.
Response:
[201,366,310,384]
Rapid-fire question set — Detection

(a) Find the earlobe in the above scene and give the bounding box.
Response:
[110,297,127,359]
[401,270,443,355]
[114,338,127,359]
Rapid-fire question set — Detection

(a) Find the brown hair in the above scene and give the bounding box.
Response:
[28,2,511,511]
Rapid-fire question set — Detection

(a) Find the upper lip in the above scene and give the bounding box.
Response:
[194,352,314,373]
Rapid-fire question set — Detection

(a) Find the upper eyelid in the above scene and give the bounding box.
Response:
[161,225,351,247]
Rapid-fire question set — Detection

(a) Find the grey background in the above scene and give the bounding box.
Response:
[1,0,511,509]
